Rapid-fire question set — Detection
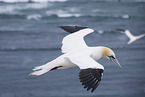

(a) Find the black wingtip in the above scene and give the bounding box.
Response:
[115,28,125,32]
[79,68,104,92]
[59,26,88,33]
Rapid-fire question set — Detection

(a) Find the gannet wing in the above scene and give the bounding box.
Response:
[59,26,94,53]
[115,28,126,32]
[67,54,104,92]
[116,29,135,41]
[116,29,134,38]
[124,30,135,40]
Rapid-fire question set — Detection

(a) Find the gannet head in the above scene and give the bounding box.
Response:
[102,47,122,69]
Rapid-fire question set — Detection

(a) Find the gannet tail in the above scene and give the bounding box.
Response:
[28,64,50,76]
[28,61,60,76]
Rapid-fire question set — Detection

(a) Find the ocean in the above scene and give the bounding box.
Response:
[0,0,145,97]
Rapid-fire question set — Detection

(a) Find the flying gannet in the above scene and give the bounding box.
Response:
[29,26,122,92]
[116,29,145,44]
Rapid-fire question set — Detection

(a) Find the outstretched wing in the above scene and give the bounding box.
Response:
[67,54,104,92]
[116,29,135,39]
[125,30,135,39]
[79,68,103,92]
[60,26,94,53]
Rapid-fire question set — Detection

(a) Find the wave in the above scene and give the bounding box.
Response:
[91,0,145,2]
[0,2,131,20]
[0,3,49,15]
[97,30,121,35]
[44,13,82,18]
[0,47,60,51]
[0,13,130,20]
[0,14,26,19]
[45,10,131,19]
[97,30,104,34]
[36,15,128,20]
[0,0,68,3]
[0,0,145,3]
[45,10,82,18]
[26,14,42,20]
[30,14,130,20]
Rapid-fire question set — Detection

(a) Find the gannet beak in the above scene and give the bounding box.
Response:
[111,58,122,69]
[108,56,122,69]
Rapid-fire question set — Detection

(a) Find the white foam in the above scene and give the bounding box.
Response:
[58,13,81,18]
[122,15,129,19]
[46,0,67,2]
[0,0,27,3]
[114,14,129,19]
[0,5,16,14]
[98,30,104,34]
[46,10,82,18]
[27,14,41,20]
[25,3,49,9]
[0,2,49,15]
[0,0,67,3]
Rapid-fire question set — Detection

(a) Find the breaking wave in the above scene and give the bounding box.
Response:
[0,13,131,20]
[0,0,68,3]
[0,47,60,51]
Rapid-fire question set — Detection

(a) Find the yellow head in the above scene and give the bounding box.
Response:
[102,47,122,69]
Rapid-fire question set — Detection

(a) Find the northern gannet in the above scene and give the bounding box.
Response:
[29,26,122,92]
[116,29,145,44]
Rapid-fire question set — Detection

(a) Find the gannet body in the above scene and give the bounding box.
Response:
[116,29,145,44]
[29,26,122,92]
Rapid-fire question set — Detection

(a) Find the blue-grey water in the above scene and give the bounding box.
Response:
[0,0,145,97]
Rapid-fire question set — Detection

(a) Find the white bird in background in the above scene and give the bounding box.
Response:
[116,29,145,45]
[29,26,122,92]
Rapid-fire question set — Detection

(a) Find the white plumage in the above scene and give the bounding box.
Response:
[116,29,145,44]
[61,28,94,53]
[29,26,122,92]
[125,30,145,44]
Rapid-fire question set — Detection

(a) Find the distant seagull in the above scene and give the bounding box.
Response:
[29,26,122,92]
[116,29,145,44]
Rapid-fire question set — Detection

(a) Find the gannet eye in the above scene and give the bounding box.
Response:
[108,55,115,59]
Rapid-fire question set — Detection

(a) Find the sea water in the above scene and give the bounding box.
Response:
[0,0,145,97]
